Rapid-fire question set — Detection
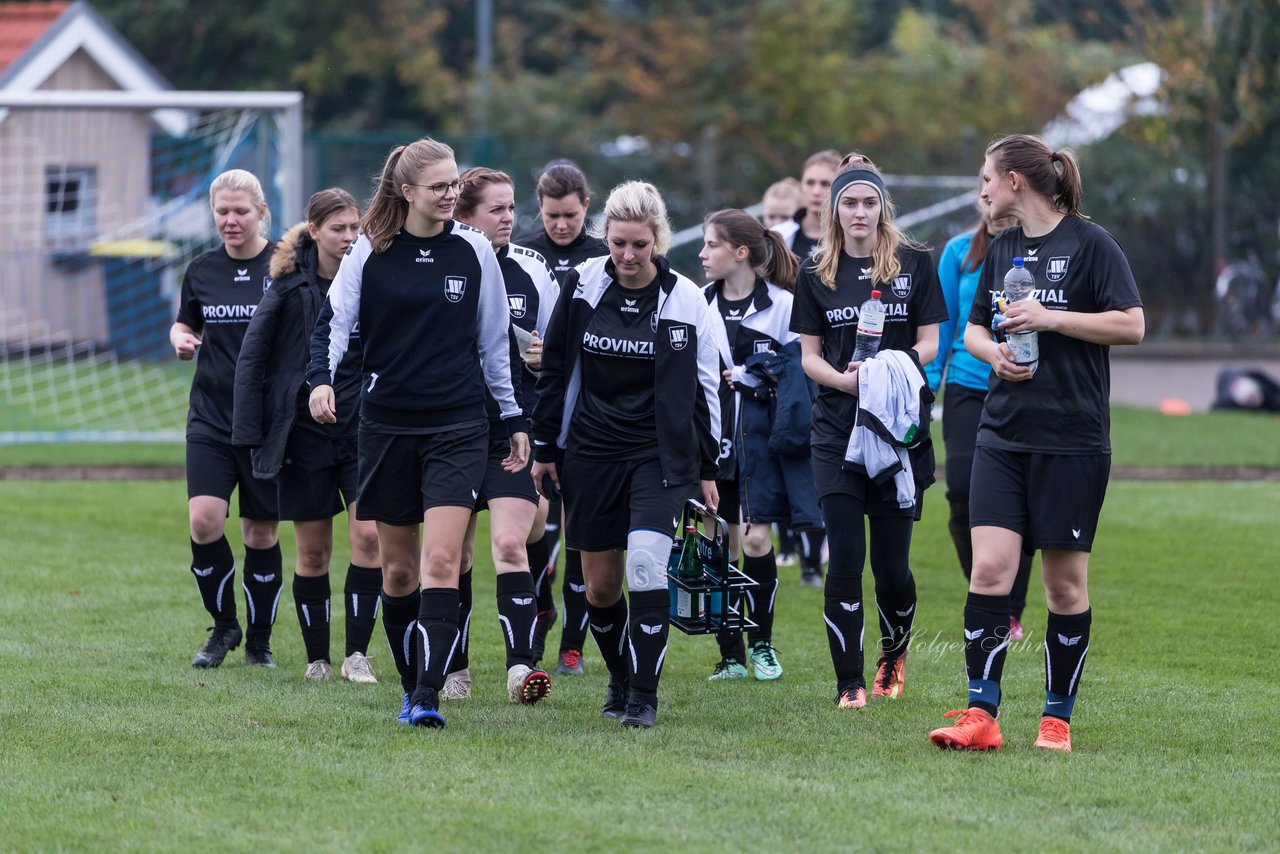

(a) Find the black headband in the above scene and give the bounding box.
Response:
[830,169,886,212]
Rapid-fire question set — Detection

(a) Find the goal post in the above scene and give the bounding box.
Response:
[0,90,302,443]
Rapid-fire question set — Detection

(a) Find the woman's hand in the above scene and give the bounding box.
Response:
[834,360,862,396]
[172,330,201,360]
[722,367,734,389]
[521,330,544,371]
[309,385,336,423]
[531,460,559,498]
[503,432,530,472]
[701,479,719,512]
[999,298,1050,334]
[989,343,1033,383]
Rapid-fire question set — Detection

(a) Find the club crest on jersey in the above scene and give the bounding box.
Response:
[668,324,689,350]
[508,294,527,318]
[1046,256,1071,282]
[650,311,658,332]
[262,276,273,294]
[444,276,467,303]
[891,274,912,298]
[234,268,251,282]
[754,339,773,354]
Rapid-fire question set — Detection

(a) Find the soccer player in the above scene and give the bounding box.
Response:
[531,181,721,729]
[307,138,530,729]
[928,134,1144,753]
[790,153,947,710]
[442,166,558,703]
[926,199,1035,641]
[232,188,381,683]
[171,169,281,669]
[699,209,820,683]
[516,160,610,675]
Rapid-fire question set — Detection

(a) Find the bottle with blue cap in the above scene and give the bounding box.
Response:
[1000,257,1038,374]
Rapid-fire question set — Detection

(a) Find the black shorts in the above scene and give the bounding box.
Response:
[277,430,360,522]
[186,437,278,520]
[715,478,741,527]
[812,448,919,519]
[356,421,488,526]
[941,383,985,505]
[476,434,538,509]
[969,446,1110,552]
[560,454,692,552]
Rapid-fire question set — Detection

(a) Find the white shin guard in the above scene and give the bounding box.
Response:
[625,529,672,593]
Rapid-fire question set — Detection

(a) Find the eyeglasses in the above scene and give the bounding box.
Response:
[405,180,463,198]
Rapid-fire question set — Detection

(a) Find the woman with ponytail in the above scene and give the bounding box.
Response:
[929,134,1143,754]
[306,139,536,730]
[699,209,822,683]
[789,153,947,711]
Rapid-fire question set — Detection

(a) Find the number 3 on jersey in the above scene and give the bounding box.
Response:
[719,438,732,461]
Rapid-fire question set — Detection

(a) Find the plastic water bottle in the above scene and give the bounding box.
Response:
[1002,258,1039,373]
[851,289,886,362]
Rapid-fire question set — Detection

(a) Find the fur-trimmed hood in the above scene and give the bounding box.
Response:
[269,222,315,281]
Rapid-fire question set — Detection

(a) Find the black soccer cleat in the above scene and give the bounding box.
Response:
[531,606,558,666]
[191,624,243,668]
[244,644,276,668]
[619,694,658,729]
[601,677,629,719]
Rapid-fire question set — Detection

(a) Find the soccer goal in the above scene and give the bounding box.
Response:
[0,90,302,443]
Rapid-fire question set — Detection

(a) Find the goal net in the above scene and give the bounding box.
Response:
[0,90,302,443]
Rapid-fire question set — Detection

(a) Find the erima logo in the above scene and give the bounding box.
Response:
[859,267,872,280]
[508,294,527,318]
[840,602,861,612]
[557,258,570,269]
[589,623,613,633]
[825,306,859,324]
[583,332,654,355]
[668,325,689,350]
[445,276,467,302]
[569,583,586,593]
[513,597,534,606]
[202,304,256,319]
[965,628,984,640]
[234,268,250,282]
[1046,256,1070,282]
[621,297,640,314]
[728,309,741,317]
[417,249,434,263]
[891,274,912,298]
[193,566,213,577]
[1025,248,1039,261]
[640,624,662,635]
[1072,528,1082,539]
[252,573,276,583]
[1057,634,1083,646]
[754,340,772,354]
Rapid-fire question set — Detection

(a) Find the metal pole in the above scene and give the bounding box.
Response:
[476,0,493,162]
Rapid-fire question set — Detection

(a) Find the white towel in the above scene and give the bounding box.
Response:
[844,350,927,509]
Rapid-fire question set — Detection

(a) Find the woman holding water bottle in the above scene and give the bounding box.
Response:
[928,133,1144,754]
[789,153,946,710]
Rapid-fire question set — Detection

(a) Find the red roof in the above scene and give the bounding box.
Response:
[0,2,70,75]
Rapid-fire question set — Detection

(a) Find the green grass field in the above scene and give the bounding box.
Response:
[2,475,1277,851]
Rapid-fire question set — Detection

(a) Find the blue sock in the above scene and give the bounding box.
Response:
[968,679,1001,715]
[1044,690,1076,722]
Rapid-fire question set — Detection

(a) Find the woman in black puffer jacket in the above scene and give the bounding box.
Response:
[233,188,383,685]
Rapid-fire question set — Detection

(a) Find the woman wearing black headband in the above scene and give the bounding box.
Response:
[928,134,1143,754]
[789,153,947,710]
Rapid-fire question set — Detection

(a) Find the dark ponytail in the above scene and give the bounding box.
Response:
[986,134,1085,218]
[704,208,798,291]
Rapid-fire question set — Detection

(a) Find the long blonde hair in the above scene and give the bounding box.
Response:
[813,153,921,289]
[362,138,455,253]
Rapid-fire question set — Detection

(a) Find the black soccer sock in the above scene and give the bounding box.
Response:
[559,549,589,652]
[777,524,797,558]
[587,595,630,683]
[496,571,538,669]
[527,534,554,613]
[744,550,779,647]
[1043,608,1092,722]
[627,590,669,695]
[801,530,826,576]
[947,498,973,580]
[342,564,381,657]
[823,574,865,692]
[452,567,473,672]
[964,591,1012,716]
[292,573,331,664]
[380,589,421,694]
[242,543,283,647]
[190,537,237,625]
[411,588,460,708]
[715,586,747,664]
[1010,552,1034,621]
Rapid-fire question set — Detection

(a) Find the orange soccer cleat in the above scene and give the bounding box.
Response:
[1034,716,1072,753]
[871,655,906,699]
[929,707,1003,751]
[837,686,867,710]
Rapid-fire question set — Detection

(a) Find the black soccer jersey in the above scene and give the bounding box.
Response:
[568,277,661,460]
[482,242,560,424]
[515,227,609,288]
[717,292,754,349]
[968,216,1142,454]
[790,247,947,454]
[176,242,274,441]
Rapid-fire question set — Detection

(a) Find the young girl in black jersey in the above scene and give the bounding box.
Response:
[171,168,282,670]
[929,134,1143,754]
[441,166,558,704]
[790,153,947,710]
[233,189,382,684]
[306,138,531,729]
[516,160,611,676]
[700,209,819,683]
[531,181,721,729]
